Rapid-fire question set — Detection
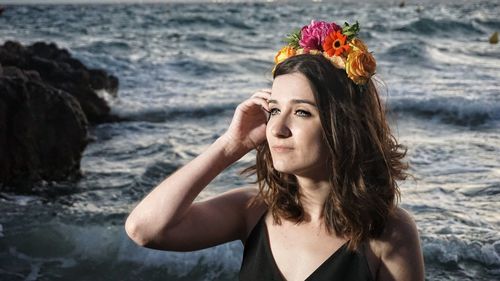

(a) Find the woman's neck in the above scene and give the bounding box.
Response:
[295,176,331,222]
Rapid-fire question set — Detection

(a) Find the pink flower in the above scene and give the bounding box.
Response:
[299,20,341,52]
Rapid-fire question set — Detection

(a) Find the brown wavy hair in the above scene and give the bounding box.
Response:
[242,54,410,251]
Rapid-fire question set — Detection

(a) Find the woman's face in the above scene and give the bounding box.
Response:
[267,72,330,179]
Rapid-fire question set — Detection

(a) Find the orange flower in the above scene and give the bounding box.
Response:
[345,49,376,85]
[274,46,297,65]
[322,31,350,57]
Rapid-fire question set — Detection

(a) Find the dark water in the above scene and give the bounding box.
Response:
[0,1,499,280]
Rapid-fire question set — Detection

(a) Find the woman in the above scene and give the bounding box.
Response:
[125,20,425,281]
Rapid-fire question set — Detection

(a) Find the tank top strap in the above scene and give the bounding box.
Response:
[239,212,283,280]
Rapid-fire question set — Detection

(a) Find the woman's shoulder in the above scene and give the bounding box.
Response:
[367,206,425,280]
[383,207,419,241]
[225,185,267,241]
[369,207,419,253]
[225,185,264,209]
[238,185,267,241]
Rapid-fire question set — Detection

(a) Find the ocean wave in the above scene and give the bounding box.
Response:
[395,17,484,36]
[112,103,236,123]
[183,33,243,53]
[383,41,429,63]
[1,222,241,280]
[474,18,500,30]
[84,40,131,54]
[423,235,500,269]
[165,56,232,77]
[136,160,180,189]
[167,14,252,30]
[461,183,500,197]
[0,193,41,206]
[389,97,499,126]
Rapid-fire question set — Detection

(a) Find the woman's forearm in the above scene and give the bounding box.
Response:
[125,90,269,247]
[125,135,248,245]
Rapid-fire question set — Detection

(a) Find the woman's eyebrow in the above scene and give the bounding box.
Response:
[268,99,317,107]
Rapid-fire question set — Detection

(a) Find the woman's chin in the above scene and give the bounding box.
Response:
[272,161,295,174]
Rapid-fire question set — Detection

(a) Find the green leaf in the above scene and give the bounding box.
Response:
[284,28,301,49]
[342,21,360,40]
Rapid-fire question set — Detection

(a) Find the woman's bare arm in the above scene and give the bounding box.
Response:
[125,89,271,251]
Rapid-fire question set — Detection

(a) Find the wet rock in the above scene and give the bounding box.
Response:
[0,40,120,191]
[489,31,498,44]
[0,67,88,192]
[0,40,120,123]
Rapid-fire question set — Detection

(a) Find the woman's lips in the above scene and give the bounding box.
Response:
[271,146,294,152]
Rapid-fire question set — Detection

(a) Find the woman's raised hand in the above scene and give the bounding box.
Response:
[221,89,271,156]
[125,89,272,251]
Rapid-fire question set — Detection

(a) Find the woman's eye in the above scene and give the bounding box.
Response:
[269,108,280,116]
[295,110,311,117]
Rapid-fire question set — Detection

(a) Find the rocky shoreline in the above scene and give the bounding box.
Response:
[0,41,120,192]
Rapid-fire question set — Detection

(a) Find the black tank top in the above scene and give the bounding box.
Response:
[239,213,375,281]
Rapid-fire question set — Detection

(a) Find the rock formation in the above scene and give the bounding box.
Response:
[0,41,119,123]
[0,41,120,192]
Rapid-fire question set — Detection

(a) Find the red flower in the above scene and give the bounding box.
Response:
[322,31,350,57]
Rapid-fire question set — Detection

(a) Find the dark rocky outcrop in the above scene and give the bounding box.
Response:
[0,41,120,123]
[0,66,88,192]
[0,41,120,192]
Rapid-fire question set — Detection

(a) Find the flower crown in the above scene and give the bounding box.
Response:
[274,20,376,85]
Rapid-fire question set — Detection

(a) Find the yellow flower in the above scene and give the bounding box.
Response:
[323,52,346,69]
[296,48,306,55]
[308,49,322,55]
[345,49,376,85]
[274,46,297,65]
[349,38,368,52]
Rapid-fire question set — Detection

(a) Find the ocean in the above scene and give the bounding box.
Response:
[0,1,499,280]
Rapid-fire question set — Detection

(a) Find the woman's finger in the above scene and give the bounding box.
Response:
[251,89,272,100]
[240,95,270,113]
[251,89,271,96]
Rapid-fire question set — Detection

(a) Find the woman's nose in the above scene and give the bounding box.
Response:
[270,116,292,138]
